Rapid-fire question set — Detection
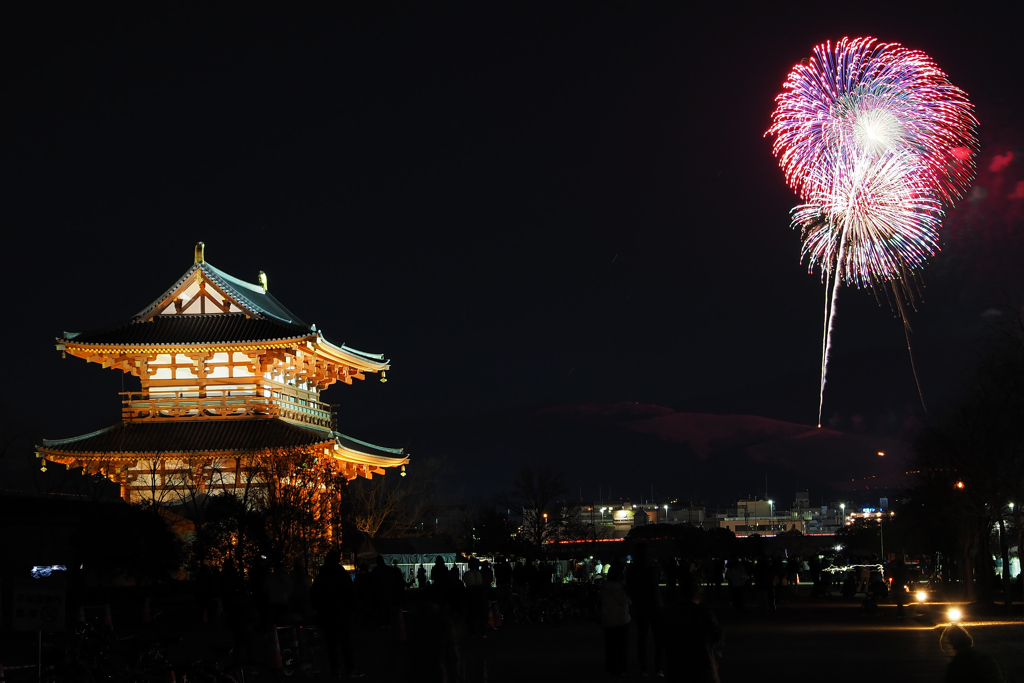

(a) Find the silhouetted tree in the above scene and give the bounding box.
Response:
[343,456,451,537]
[500,465,576,552]
[911,316,1024,601]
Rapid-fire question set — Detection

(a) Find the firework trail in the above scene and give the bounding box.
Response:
[767,37,978,425]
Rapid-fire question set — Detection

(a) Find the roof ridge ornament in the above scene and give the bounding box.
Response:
[194,242,205,264]
[259,271,268,292]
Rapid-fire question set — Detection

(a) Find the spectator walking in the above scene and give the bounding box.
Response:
[890,559,909,617]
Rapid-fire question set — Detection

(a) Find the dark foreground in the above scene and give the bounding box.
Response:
[3,592,1022,682]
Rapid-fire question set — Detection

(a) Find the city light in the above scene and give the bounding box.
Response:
[916,591,927,602]
[948,608,962,622]
[955,481,965,489]
[877,451,885,457]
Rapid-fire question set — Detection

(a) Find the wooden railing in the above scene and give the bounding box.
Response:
[120,389,336,430]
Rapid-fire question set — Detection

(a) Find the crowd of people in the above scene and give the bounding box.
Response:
[196,546,1008,682]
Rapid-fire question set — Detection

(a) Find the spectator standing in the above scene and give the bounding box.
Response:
[311,550,361,678]
[663,576,722,682]
[371,556,404,629]
[753,556,776,611]
[724,559,747,612]
[941,624,1006,682]
[463,557,487,638]
[430,556,449,587]
[601,562,631,677]
[495,558,512,589]
[627,543,665,677]
[263,556,294,626]
[288,560,312,624]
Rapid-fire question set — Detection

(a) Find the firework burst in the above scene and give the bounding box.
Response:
[766,37,978,424]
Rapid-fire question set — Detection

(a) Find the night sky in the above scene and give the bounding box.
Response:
[5,6,1021,476]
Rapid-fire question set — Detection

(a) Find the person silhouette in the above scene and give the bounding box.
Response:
[600,561,630,677]
[940,623,1006,682]
[664,576,722,682]
[627,543,665,677]
[311,550,362,678]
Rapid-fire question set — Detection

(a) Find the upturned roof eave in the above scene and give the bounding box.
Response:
[38,422,406,468]
[314,336,390,372]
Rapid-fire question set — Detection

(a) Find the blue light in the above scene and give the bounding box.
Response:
[30,565,67,579]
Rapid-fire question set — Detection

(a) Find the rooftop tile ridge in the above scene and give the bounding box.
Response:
[200,262,309,328]
[317,335,388,363]
[333,431,405,455]
[41,424,122,447]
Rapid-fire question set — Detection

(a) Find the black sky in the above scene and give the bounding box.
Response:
[5,4,1021,446]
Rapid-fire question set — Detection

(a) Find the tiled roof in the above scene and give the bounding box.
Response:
[135,262,308,327]
[40,419,406,462]
[202,263,307,327]
[61,260,389,367]
[65,314,311,346]
[41,419,335,454]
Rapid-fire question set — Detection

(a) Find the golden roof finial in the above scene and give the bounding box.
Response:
[259,271,268,292]
[194,242,205,264]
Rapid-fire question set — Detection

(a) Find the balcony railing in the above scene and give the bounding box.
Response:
[120,389,336,430]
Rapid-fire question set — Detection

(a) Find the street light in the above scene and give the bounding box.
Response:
[840,503,846,526]
[768,500,774,532]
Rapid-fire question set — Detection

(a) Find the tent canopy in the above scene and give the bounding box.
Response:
[357,537,458,566]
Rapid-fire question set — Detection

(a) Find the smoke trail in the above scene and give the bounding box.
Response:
[819,268,831,416]
[818,230,847,427]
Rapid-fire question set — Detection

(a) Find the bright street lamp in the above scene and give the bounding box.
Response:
[768,500,774,532]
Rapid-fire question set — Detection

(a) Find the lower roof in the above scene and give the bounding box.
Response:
[39,418,404,463]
